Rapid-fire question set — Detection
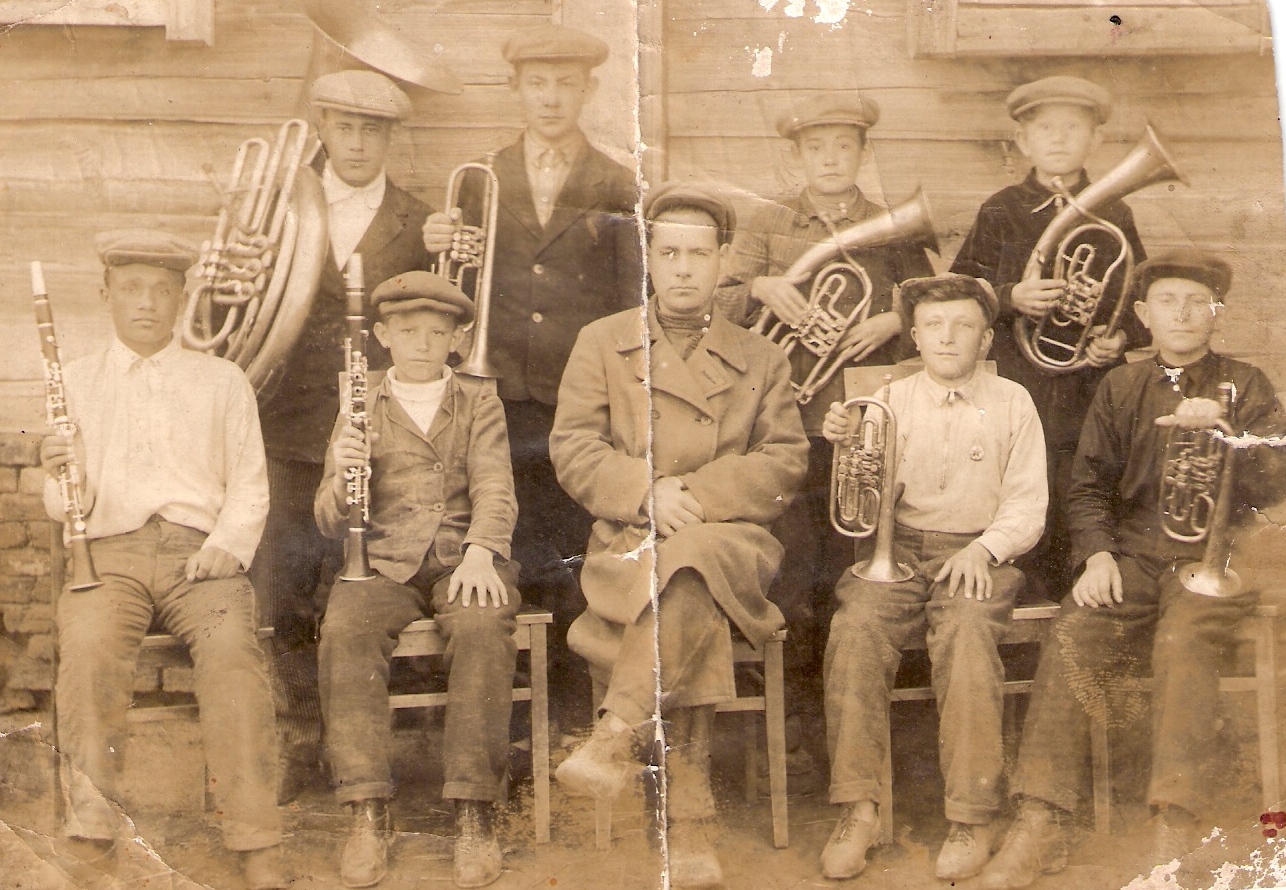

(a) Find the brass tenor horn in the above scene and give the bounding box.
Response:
[435,161,501,380]
[1016,125,1187,374]
[753,189,939,405]
[181,119,329,394]
[1160,382,1243,598]
[830,375,913,583]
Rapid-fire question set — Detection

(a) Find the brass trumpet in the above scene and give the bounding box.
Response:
[1016,125,1187,374]
[830,375,912,582]
[435,161,500,380]
[1159,382,1242,598]
[752,189,939,406]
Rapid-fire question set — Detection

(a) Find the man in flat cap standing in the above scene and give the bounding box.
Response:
[40,230,287,888]
[256,68,434,801]
[422,25,642,705]
[979,250,1286,888]
[715,93,934,791]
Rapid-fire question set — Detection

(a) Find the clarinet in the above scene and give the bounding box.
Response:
[32,261,102,591]
[338,253,375,581]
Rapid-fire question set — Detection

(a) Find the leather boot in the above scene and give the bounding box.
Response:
[977,801,1069,890]
[453,800,502,888]
[556,712,641,799]
[666,706,723,889]
[341,799,392,888]
[242,844,291,890]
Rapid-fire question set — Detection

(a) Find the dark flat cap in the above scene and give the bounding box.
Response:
[1007,76,1111,124]
[643,182,737,243]
[503,25,609,68]
[1136,249,1232,298]
[775,94,880,139]
[95,229,198,274]
[371,271,475,323]
[310,70,411,120]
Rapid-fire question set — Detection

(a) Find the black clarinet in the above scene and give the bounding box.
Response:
[338,254,375,581]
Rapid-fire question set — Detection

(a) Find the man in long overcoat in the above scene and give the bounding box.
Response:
[549,183,808,889]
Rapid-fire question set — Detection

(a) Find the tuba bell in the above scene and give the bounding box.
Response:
[434,160,501,380]
[752,189,940,405]
[1016,125,1187,374]
[830,375,913,582]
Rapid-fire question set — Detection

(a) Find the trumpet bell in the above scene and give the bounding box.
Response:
[1180,564,1243,599]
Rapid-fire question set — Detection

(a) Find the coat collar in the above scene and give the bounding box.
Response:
[612,301,748,411]
[370,368,457,446]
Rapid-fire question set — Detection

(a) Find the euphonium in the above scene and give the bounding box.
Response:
[1016,125,1187,374]
[1160,382,1243,598]
[31,261,101,592]
[753,189,940,405]
[830,375,913,583]
[338,254,376,582]
[181,118,328,394]
[435,160,500,380]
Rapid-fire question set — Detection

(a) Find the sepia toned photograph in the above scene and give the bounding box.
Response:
[0,1,1284,888]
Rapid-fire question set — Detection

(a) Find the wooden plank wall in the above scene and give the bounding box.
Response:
[660,0,1286,389]
[0,0,638,430]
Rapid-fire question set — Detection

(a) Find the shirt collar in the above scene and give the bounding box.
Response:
[321,162,387,208]
[107,333,181,373]
[1151,349,1219,390]
[800,186,865,224]
[921,370,980,407]
[1021,168,1091,214]
[523,130,586,168]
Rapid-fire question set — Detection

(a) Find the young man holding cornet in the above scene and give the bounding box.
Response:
[978,250,1286,889]
[818,274,1047,882]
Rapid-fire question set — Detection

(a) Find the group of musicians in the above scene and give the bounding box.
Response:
[34,20,1286,890]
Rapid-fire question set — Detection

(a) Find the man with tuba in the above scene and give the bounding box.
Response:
[817,274,1047,883]
[39,231,288,889]
[715,95,934,788]
[421,24,642,718]
[978,251,1286,889]
[254,69,435,802]
[951,76,1149,602]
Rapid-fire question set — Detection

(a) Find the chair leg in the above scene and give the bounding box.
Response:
[1091,716,1111,834]
[530,623,551,844]
[743,713,759,804]
[764,636,789,849]
[1255,616,1281,810]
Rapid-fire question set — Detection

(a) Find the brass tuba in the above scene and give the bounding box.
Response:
[830,375,913,582]
[434,161,501,380]
[753,189,940,405]
[1159,382,1243,598]
[1016,125,1187,374]
[181,119,328,394]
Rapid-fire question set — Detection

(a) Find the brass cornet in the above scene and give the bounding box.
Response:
[830,375,912,582]
[1159,382,1242,598]
[1016,125,1187,374]
[435,161,500,380]
[752,189,939,406]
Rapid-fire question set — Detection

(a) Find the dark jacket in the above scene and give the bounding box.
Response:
[314,370,516,584]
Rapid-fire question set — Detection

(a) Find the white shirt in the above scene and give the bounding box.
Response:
[886,369,1048,564]
[43,336,269,569]
[523,131,584,227]
[387,367,452,436]
[322,162,387,269]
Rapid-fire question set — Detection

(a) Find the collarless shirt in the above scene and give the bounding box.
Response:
[523,131,585,227]
[323,161,387,270]
[885,369,1048,563]
[43,335,268,568]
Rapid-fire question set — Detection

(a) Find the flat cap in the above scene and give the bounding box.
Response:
[371,271,475,324]
[95,229,198,274]
[900,273,1000,326]
[502,24,609,69]
[1007,76,1112,124]
[1136,249,1232,299]
[643,182,737,244]
[775,94,880,139]
[310,70,412,121]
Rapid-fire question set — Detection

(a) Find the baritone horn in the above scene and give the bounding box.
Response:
[1159,382,1243,598]
[1016,125,1188,374]
[752,189,940,405]
[830,375,913,583]
[435,161,500,380]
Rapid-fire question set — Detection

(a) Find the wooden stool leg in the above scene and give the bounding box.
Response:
[1256,617,1281,809]
[530,623,551,844]
[1091,716,1111,834]
[764,637,789,849]
[743,713,759,804]
[879,719,894,845]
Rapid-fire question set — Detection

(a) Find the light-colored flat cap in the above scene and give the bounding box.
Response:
[310,70,412,120]
[775,94,880,139]
[1007,76,1112,124]
[502,24,609,68]
[95,229,198,273]
[372,271,475,323]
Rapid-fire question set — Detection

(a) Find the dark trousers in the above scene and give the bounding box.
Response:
[251,457,340,764]
[319,554,521,804]
[824,528,1024,823]
[1012,549,1250,816]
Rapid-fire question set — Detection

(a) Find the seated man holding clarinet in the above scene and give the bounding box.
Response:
[818,273,1047,882]
[36,230,287,889]
[314,269,519,890]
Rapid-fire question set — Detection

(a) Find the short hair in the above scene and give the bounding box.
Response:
[900,274,999,329]
[645,205,734,248]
